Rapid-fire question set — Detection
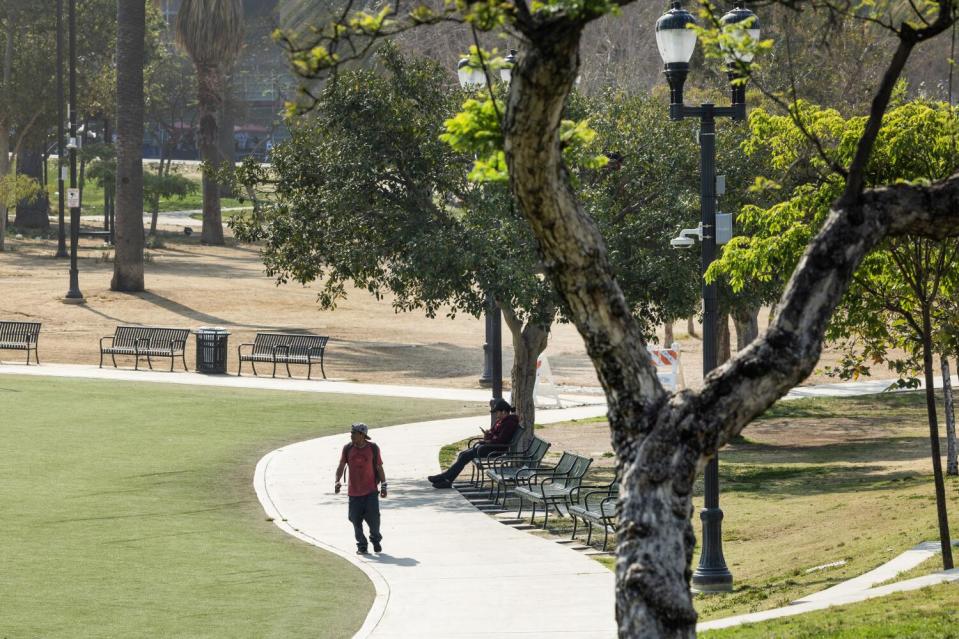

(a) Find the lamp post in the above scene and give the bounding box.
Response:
[657,0,760,593]
[64,0,83,302]
[457,50,516,408]
[55,0,67,258]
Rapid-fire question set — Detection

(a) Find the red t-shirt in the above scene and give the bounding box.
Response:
[340,442,383,496]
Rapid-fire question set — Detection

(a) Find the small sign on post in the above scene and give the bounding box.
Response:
[66,188,80,209]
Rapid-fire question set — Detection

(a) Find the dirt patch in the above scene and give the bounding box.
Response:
[0,232,883,390]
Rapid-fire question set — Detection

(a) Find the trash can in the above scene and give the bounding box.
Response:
[195,327,230,374]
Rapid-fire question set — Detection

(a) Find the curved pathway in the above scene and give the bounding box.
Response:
[255,405,616,638]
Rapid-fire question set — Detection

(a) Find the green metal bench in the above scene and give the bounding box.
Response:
[513,452,593,527]
[485,436,551,505]
[465,425,527,488]
[570,479,620,550]
[0,321,41,365]
[99,326,190,371]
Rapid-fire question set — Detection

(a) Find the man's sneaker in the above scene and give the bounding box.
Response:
[431,479,453,489]
[356,547,369,555]
[427,474,442,483]
[372,541,382,553]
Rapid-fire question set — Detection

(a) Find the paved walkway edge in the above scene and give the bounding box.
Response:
[254,447,389,639]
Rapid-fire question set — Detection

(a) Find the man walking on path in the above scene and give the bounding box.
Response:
[335,423,387,555]
[428,398,520,489]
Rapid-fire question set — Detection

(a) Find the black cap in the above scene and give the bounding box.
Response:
[490,398,513,413]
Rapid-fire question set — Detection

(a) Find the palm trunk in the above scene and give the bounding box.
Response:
[0,124,9,251]
[921,304,954,569]
[941,356,958,476]
[111,0,145,292]
[197,65,224,245]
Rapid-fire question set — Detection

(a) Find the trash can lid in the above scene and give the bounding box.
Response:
[195,326,230,334]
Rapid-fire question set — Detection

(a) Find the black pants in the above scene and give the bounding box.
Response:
[348,491,382,551]
[439,444,505,481]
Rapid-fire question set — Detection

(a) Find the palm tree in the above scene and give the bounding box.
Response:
[175,0,243,246]
[112,0,145,291]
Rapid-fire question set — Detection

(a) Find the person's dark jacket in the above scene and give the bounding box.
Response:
[484,413,520,446]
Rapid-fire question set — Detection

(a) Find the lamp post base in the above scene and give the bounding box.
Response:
[692,505,733,592]
[62,295,85,304]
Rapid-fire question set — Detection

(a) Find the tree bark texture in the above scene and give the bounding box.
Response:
[197,65,224,245]
[664,322,674,345]
[0,124,9,250]
[732,308,759,352]
[686,316,696,338]
[920,306,954,569]
[14,146,49,229]
[503,6,959,634]
[717,312,731,365]
[502,305,552,443]
[940,357,958,476]
[111,0,145,292]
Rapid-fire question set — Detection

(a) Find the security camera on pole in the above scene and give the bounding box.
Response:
[658,0,761,592]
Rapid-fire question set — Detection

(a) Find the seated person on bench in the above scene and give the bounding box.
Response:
[428,398,520,489]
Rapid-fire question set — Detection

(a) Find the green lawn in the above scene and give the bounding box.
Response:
[0,375,483,638]
[702,583,959,638]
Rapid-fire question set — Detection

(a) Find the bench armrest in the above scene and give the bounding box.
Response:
[99,335,116,348]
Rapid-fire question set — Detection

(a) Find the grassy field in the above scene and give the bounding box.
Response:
[442,391,959,632]
[701,583,959,638]
[0,375,483,638]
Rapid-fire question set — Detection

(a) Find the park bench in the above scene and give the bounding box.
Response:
[236,333,329,380]
[484,436,552,505]
[99,326,190,371]
[0,321,41,365]
[513,452,593,527]
[569,477,620,551]
[464,425,527,488]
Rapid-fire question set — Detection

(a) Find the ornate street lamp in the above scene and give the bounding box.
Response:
[456,51,512,409]
[657,0,761,593]
[65,0,83,302]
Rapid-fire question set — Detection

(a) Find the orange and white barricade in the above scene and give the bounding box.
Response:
[648,342,684,391]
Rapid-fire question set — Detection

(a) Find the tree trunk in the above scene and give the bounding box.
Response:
[111,0,145,292]
[687,316,696,338]
[921,305,954,569]
[664,321,674,345]
[942,356,958,476]
[502,305,551,441]
[0,124,9,251]
[14,145,49,229]
[218,74,235,198]
[732,307,760,351]
[717,312,731,365]
[196,65,224,245]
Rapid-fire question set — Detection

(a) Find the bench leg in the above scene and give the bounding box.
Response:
[586,521,594,546]
[146,354,154,370]
[571,515,579,540]
[516,496,524,519]
[33,347,39,365]
[112,353,118,368]
[307,361,312,381]
[25,349,30,366]
[271,359,277,378]
[182,352,188,372]
[530,502,537,526]
[134,354,139,371]
[542,502,549,528]
[237,359,243,376]
[170,355,174,372]
[251,361,258,376]
[320,352,326,379]
[602,523,611,551]
[285,360,292,378]
[99,350,104,368]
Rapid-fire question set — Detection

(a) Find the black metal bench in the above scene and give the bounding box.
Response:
[513,452,593,527]
[237,333,329,380]
[570,479,620,550]
[0,321,41,365]
[99,326,190,371]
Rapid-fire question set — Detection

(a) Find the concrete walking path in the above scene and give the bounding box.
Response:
[255,405,616,638]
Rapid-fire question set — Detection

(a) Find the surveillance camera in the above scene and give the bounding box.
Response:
[670,236,695,249]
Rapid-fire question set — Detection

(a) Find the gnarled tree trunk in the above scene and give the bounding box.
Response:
[502,304,552,444]
[111,0,145,292]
